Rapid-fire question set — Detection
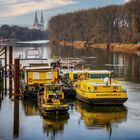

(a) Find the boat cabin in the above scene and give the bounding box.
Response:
[86,70,111,79]
[64,70,86,86]
[44,84,64,99]
[76,79,123,93]
[38,83,69,115]
[23,66,58,86]
[68,70,86,81]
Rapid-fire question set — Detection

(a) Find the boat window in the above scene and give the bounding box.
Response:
[60,71,63,74]
[46,72,52,80]
[57,87,61,90]
[48,87,53,91]
[74,74,79,79]
[58,95,62,98]
[70,66,74,69]
[113,86,118,91]
[53,87,60,91]
[49,95,54,98]
[65,74,69,79]
[33,72,39,80]
[89,74,110,79]
[102,74,110,78]
[47,99,52,103]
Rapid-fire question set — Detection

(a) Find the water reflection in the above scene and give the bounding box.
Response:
[0,91,2,110]
[0,89,4,110]
[22,99,69,139]
[22,100,39,116]
[75,100,127,136]
[14,43,51,59]
[43,114,69,139]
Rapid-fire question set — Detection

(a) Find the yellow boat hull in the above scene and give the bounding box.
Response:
[39,103,69,115]
[74,87,128,105]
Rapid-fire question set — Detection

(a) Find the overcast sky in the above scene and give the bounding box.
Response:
[0,0,129,27]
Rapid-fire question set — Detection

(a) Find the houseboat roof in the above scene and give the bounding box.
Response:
[86,70,111,74]
[29,63,50,67]
[44,83,64,86]
[23,66,52,71]
[70,70,86,73]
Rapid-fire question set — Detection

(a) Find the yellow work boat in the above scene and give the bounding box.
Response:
[37,83,69,115]
[74,70,128,105]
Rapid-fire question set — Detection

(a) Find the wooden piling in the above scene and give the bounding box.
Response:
[1,90,3,100]
[13,58,20,137]
[9,46,13,98]
[14,59,20,97]
[0,91,1,109]
[1,65,4,95]
[4,47,7,94]
[0,91,1,101]
[0,61,3,99]
[13,97,19,137]
[0,47,5,94]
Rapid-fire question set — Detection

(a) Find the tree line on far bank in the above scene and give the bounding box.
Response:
[0,25,48,41]
[48,0,140,46]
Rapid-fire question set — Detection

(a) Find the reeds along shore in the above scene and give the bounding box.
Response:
[58,41,140,53]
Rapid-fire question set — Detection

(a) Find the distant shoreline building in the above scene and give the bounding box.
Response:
[32,11,45,31]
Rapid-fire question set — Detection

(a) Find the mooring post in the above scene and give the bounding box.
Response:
[4,47,7,94]
[13,58,20,138]
[9,46,13,98]
[2,67,4,93]
[0,91,1,101]
[0,66,3,99]
[14,59,20,96]
[1,90,3,100]
[13,95,19,138]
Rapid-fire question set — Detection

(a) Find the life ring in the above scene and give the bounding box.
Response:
[28,78,32,82]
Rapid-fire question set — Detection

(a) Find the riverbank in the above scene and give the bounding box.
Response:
[58,41,140,54]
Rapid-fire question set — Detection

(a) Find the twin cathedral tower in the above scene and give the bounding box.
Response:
[32,11,45,31]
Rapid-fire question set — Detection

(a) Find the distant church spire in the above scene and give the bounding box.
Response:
[32,11,45,31]
[34,11,38,24]
[40,11,44,24]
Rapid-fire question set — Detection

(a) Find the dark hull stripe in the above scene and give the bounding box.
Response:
[76,92,128,105]
[39,106,69,115]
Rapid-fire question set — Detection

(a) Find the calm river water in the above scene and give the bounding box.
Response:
[0,42,140,140]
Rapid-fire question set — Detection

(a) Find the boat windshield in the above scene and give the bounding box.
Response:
[61,66,68,69]
[89,74,110,79]
[47,86,62,91]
